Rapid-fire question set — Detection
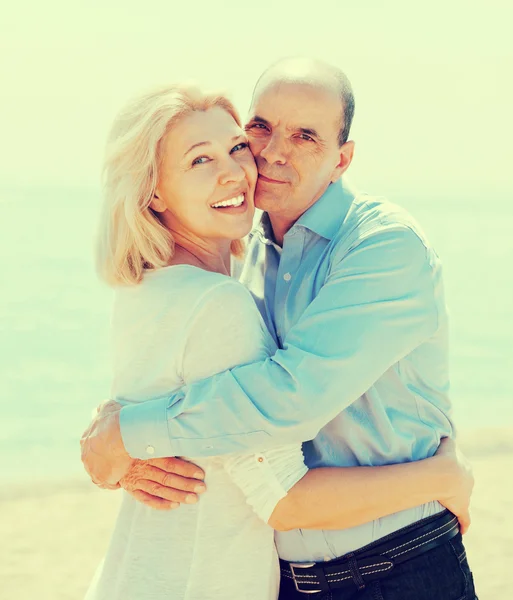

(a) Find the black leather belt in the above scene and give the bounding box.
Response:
[280,510,459,594]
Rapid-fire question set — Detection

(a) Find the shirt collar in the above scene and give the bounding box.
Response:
[294,178,357,240]
[253,178,357,245]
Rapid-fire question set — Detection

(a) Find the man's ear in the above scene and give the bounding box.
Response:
[150,190,166,213]
[331,140,355,183]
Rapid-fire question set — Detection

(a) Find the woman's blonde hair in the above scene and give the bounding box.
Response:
[96,83,245,286]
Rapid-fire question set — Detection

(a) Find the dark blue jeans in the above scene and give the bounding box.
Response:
[279,533,477,600]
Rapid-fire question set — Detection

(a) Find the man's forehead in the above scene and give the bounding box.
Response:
[255,78,337,100]
[248,81,340,128]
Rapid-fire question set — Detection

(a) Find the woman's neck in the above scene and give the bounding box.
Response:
[170,231,231,276]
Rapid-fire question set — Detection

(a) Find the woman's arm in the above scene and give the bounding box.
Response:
[268,438,473,534]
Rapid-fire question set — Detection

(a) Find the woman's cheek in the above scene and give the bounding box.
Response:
[241,154,258,182]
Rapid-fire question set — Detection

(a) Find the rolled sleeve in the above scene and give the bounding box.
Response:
[224,444,309,523]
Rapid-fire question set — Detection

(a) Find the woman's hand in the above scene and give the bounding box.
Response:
[434,437,474,534]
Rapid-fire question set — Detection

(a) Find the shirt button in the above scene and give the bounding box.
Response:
[256,454,265,463]
[145,445,155,455]
[283,273,292,282]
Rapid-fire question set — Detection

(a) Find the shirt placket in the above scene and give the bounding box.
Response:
[274,229,304,347]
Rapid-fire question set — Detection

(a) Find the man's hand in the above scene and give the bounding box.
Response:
[120,457,207,510]
[434,437,474,534]
[80,400,132,489]
[80,400,207,508]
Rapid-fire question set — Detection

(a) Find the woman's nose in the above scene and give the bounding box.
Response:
[218,157,246,185]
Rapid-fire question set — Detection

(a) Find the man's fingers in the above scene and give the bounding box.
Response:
[148,457,204,480]
[135,480,200,505]
[127,489,180,511]
[92,477,121,490]
[145,467,206,494]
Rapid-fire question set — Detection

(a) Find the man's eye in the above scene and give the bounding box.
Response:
[298,134,314,142]
[231,142,249,153]
[192,156,210,166]
[247,123,269,132]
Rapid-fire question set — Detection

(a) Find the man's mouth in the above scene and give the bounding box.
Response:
[258,174,287,184]
[211,193,246,209]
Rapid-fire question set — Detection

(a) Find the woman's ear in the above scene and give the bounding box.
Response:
[150,191,166,213]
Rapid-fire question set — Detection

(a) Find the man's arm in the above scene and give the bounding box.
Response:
[80,400,207,498]
[120,225,442,459]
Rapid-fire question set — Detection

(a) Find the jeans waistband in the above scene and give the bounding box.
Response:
[280,509,459,595]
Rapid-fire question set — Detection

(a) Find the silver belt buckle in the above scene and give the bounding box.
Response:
[289,562,321,594]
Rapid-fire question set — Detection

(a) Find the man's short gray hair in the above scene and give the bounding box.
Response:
[252,58,355,147]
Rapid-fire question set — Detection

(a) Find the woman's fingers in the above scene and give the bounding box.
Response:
[126,489,180,511]
[458,509,471,535]
[435,436,455,456]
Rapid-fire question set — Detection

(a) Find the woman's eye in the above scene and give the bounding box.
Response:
[231,142,249,153]
[192,156,210,166]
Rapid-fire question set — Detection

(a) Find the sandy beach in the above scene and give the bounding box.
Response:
[2,429,512,600]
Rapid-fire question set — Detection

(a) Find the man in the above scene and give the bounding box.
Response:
[82,58,476,598]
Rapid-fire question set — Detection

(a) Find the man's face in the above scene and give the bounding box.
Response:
[245,81,353,223]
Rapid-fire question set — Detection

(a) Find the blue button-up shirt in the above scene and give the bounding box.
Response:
[120,179,454,560]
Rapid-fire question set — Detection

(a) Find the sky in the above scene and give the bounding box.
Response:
[1,0,512,197]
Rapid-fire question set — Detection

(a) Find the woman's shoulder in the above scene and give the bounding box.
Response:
[115,265,255,318]
[146,265,248,299]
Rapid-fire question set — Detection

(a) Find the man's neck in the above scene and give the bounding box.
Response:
[268,215,294,247]
[266,182,334,246]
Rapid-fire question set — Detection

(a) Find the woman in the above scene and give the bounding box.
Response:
[86,84,472,600]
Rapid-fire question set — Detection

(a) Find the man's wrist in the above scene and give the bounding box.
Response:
[119,398,176,459]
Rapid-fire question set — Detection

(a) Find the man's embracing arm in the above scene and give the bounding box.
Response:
[120,225,442,460]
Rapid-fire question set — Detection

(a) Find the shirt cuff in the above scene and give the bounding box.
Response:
[119,398,177,459]
[224,445,309,523]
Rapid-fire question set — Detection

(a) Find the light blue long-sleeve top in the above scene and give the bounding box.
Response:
[119,179,454,561]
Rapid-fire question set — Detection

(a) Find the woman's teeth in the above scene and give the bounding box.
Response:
[211,194,245,209]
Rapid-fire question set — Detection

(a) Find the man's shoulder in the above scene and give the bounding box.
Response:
[335,193,433,252]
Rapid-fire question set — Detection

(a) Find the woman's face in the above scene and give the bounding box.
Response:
[153,107,257,245]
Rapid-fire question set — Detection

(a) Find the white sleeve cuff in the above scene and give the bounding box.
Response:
[224,444,309,523]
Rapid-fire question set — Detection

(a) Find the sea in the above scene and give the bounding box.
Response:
[1,184,512,483]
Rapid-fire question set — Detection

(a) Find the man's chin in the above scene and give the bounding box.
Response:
[254,188,282,212]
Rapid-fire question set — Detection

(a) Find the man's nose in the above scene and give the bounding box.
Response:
[259,134,287,165]
[218,157,245,185]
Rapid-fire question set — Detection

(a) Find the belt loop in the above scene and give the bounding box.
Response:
[347,552,366,591]
[316,567,330,594]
